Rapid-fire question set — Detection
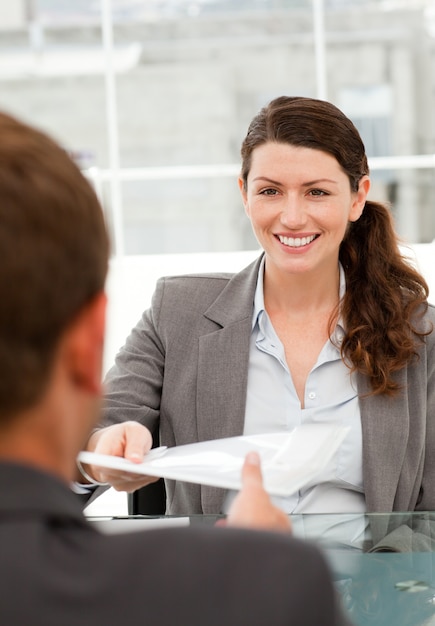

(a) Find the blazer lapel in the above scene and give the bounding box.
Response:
[196,318,252,441]
[195,255,262,512]
[196,256,262,442]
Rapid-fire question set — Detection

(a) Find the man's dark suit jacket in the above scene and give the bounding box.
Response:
[0,462,349,626]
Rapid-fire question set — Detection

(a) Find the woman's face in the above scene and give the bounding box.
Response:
[239,142,370,279]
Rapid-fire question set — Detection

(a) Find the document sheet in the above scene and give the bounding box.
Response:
[78,423,348,497]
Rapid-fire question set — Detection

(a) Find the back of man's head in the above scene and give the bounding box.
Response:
[0,112,109,421]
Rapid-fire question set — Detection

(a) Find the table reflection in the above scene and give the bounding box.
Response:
[291,512,435,625]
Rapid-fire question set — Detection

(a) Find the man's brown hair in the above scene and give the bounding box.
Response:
[0,112,109,418]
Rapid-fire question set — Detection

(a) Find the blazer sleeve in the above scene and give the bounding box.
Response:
[100,278,167,434]
[369,306,435,551]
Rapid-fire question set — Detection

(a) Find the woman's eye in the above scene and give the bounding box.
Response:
[309,188,328,197]
[259,188,278,196]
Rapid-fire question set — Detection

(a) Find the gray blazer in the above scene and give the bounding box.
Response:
[0,462,349,626]
[103,256,435,516]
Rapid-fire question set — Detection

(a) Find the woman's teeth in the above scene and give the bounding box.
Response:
[278,234,317,248]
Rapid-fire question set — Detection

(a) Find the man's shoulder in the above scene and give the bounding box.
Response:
[0,513,343,626]
[106,525,341,626]
[109,524,330,587]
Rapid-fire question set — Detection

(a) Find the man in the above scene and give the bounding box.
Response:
[0,111,349,625]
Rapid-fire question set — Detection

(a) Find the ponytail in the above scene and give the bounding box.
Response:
[338,201,430,395]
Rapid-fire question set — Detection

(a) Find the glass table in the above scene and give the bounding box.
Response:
[88,511,435,626]
[291,511,435,626]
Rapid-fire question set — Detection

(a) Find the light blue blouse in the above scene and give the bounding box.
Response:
[231,258,365,514]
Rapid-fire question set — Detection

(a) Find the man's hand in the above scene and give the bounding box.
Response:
[224,451,291,532]
[78,421,159,492]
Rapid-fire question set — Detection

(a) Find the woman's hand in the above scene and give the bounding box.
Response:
[78,421,159,492]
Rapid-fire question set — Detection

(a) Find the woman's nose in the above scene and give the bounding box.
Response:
[280,195,305,228]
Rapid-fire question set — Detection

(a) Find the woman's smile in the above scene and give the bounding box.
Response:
[276,233,319,249]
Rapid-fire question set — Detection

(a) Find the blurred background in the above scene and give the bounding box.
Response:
[1,0,435,258]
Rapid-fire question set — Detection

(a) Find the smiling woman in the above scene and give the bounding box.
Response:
[239,143,369,288]
[237,142,371,406]
[239,97,429,400]
[83,96,435,522]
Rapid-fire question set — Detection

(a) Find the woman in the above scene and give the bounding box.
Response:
[81,96,435,516]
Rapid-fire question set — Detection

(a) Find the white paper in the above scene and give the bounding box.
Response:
[78,423,349,497]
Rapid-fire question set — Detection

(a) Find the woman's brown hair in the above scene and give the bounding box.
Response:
[241,96,430,395]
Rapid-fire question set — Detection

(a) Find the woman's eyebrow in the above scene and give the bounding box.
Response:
[301,178,339,187]
[252,176,282,185]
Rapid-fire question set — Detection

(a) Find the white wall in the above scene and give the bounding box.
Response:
[0,1,25,29]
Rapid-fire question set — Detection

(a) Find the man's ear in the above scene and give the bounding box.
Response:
[65,292,107,395]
